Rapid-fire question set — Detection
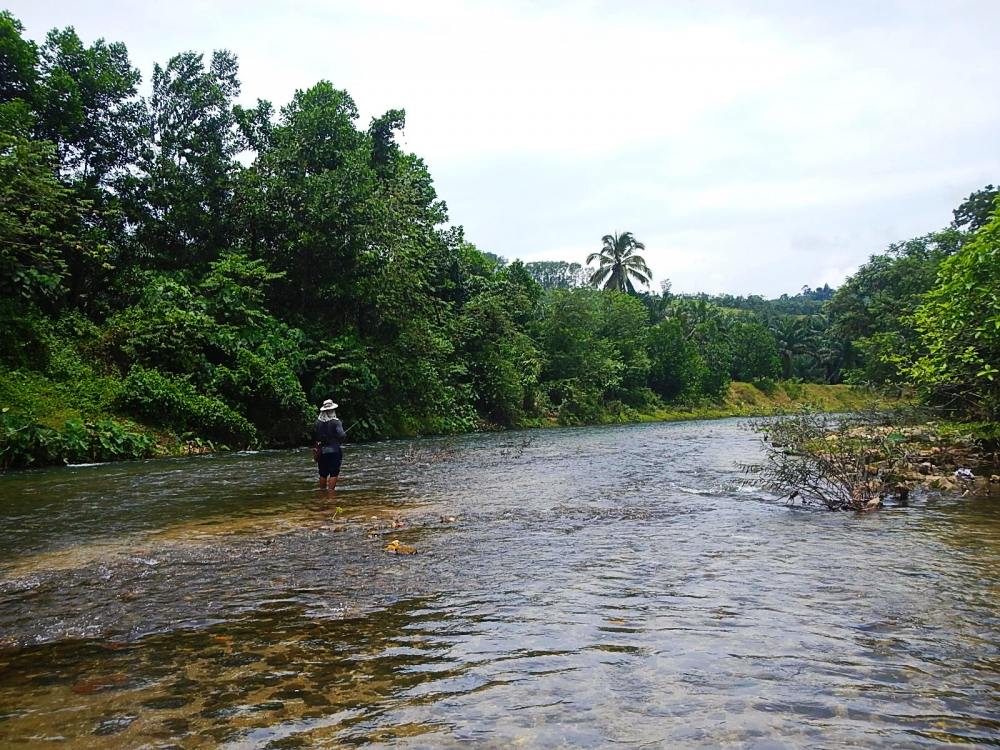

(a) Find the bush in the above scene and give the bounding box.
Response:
[0,410,62,468]
[59,418,157,463]
[742,411,913,511]
[751,377,778,395]
[103,277,217,382]
[116,366,257,447]
[551,380,604,425]
[0,410,157,469]
[781,379,805,400]
[211,349,311,445]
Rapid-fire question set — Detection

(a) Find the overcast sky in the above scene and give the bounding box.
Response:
[8,0,1000,296]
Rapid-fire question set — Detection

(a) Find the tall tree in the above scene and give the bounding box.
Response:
[910,203,1000,420]
[587,231,652,293]
[0,11,38,135]
[124,50,242,270]
[828,230,963,383]
[35,27,142,189]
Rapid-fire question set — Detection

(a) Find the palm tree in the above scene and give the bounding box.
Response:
[587,232,652,293]
[768,316,819,379]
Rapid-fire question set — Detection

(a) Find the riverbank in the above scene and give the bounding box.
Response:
[0,377,893,471]
[522,381,893,428]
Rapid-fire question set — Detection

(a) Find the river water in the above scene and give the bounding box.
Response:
[0,419,997,748]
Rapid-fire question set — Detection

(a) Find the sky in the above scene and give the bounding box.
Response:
[7,0,1000,296]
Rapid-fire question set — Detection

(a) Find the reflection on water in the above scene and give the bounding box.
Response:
[0,420,998,748]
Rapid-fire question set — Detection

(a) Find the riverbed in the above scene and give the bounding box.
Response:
[1,419,998,748]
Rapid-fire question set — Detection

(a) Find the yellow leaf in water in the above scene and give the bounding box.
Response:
[384,539,417,555]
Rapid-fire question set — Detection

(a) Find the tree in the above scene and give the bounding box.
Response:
[646,318,705,401]
[34,26,142,189]
[124,50,243,270]
[952,184,999,233]
[827,230,964,383]
[587,231,652,293]
[523,260,588,290]
[728,320,780,381]
[0,11,38,135]
[596,292,651,405]
[0,133,96,308]
[769,316,817,380]
[909,202,1000,420]
[455,264,543,425]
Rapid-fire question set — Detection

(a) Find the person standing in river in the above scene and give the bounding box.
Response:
[314,399,347,491]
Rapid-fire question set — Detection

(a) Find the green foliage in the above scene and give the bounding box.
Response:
[125,49,242,271]
[457,286,541,426]
[781,379,805,400]
[116,366,256,446]
[35,26,142,188]
[728,321,780,381]
[597,292,651,404]
[0,300,50,369]
[536,290,621,404]
[0,409,156,469]
[587,231,652,293]
[828,230,963,383]
[553,380,604,426]
[104,276,217,380]
[0,134,77,304]
[211,348,311,445]
[751,376,778,395]
[908,204,1000,420]
[952,185,999,233]
[646,318,705,401]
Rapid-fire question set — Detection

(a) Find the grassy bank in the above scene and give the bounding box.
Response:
[0,364,893,471]
[518,381,893,428]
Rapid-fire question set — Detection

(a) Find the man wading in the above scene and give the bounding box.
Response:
[313,399,347,491]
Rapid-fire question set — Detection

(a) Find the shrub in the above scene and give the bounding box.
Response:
[742,411,914,511]
[781,379,805,400]
[211,349,311,445]
[0,410,157,469]
[751,377,778,395]
[551,380,604,425]
[116,366,256,447]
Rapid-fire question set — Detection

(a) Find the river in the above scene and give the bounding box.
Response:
[0,419,998,748]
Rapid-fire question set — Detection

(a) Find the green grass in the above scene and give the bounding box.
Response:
[518,382,899,430]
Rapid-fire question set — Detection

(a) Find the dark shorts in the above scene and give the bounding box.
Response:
[318,449,343,478]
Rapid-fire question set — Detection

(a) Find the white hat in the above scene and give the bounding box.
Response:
[320,399,338,411]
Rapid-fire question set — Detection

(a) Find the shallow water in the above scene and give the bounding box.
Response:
[0,419,998,748]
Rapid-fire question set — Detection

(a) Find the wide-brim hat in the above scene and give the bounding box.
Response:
[320,399,338,411]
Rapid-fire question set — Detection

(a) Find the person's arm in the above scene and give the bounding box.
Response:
[334,419,347,441]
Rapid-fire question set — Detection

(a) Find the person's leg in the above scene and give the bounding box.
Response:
[327,451,343,492]
[318,452,331,489]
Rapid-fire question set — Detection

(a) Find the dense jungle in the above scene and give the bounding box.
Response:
[1,12,997,469]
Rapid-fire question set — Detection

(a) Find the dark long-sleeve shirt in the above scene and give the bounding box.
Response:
[314,419,346,450]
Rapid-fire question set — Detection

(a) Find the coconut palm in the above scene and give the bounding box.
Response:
[587,232,652,293]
